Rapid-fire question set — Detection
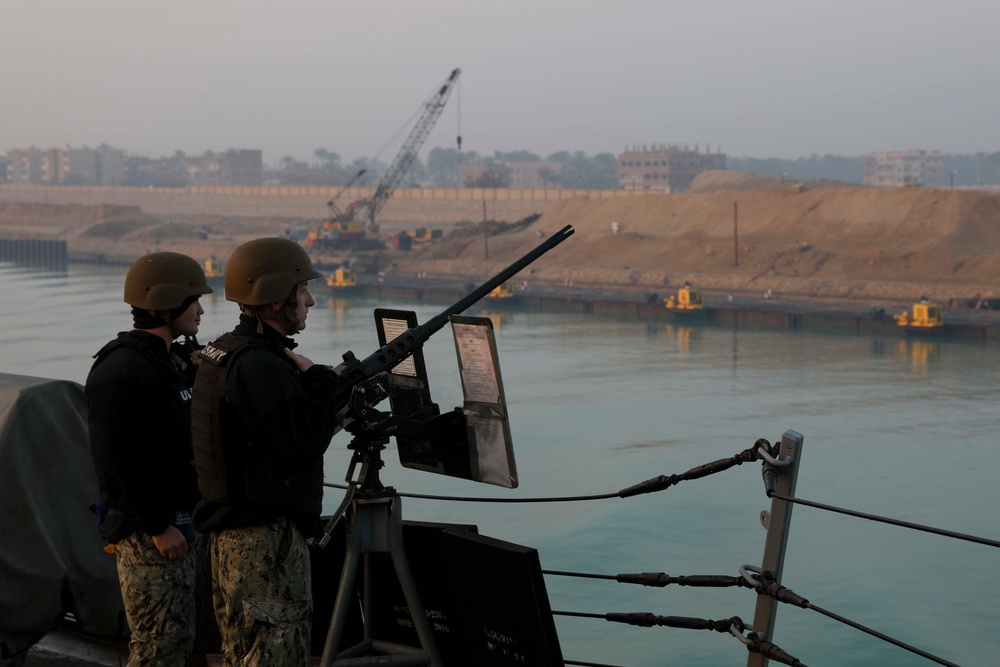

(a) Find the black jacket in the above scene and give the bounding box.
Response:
[192,316,340,538]
[86,330,200,543]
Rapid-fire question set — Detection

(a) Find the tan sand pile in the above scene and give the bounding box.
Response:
[397,185,1000,304]
[0,202,154,237]
[0,202,297,262]
[688,169,859,193]
[4,185,999,305]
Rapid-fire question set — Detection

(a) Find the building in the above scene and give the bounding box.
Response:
[57,146,127,185]
[94,146,127,186]
[7,148,53,184]
[863,150,945,188]
[221,149,263,185]
[507,161,562,189]
[125,154,188,188]
[185,149,263,186]
[6,146,126,185]
[59,148,97,185]
[459,161,510,188]
[458,160,562,189]
[617,144,726,193]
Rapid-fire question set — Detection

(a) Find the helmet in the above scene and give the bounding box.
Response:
[224,237,321,306]
[124,252,213,311]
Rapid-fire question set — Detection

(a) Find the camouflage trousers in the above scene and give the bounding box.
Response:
[115,531,198,667]
[209,516,312,667]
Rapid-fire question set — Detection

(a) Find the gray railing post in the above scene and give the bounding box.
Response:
[746,429,804,667]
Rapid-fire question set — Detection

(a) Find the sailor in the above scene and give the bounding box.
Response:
[86,251,212,666]
[190,237,341,665]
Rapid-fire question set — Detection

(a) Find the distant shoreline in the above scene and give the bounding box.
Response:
[0,239,996,343]
[327,273,1000,344]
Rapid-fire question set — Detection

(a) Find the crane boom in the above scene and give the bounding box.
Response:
[307,68,461,252]
[367,68,461,227]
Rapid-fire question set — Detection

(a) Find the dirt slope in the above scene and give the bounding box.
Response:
[397,185,1000,303]
[4,186,999,304]
[0,202,294,261]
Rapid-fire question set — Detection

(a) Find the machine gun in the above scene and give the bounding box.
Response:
[314,224,573,540]
[329,224,574,420]
[317,225,574,665]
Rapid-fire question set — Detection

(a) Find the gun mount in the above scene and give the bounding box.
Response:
[330,224,575,413]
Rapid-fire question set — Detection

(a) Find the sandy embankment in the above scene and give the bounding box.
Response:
[2,171,999,306]
[393,176,1000,306]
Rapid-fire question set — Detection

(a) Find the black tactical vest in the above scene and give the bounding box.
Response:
[191,333,267,502]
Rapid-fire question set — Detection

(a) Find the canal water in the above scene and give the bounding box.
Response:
[2,262,997,667]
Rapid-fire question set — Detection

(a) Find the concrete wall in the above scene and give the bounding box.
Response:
[0,184,650,225]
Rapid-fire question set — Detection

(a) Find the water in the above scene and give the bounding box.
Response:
[3,262,998,667]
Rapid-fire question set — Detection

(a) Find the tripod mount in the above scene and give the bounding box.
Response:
[318,375,444,667]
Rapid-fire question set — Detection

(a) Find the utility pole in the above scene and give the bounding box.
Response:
[733,201,739,268]
[483,200,489,260]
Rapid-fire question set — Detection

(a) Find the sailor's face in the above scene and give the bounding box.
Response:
[171,298,203,338]
[292,282,315,332]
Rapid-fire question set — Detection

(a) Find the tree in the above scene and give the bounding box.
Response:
[494,149,540,162]
[727,155,863,183]
[313,148,346,185]
[402,160,428,187]
[427,147,460,185]
[590,153,620,189]
[537,166,560,189]
[465,166,509,188]
[350,157,389,187]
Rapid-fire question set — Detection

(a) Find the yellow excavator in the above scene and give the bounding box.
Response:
[326,265,358,289]
[665,283,704,311]
[203,257,223,278]
[488,282,516,299]
[894,297,943,330]
[203,257,224,287]
[408,227,444,246]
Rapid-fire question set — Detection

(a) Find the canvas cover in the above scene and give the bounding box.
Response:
[0,372,122,657]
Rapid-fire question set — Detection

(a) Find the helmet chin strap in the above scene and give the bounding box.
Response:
[279,303,303,334]
[241,298,301,335]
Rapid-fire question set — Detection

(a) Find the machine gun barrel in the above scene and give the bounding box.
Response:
[332,224,574,385]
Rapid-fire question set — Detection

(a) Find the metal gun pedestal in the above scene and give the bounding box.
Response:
[319,431,442,667]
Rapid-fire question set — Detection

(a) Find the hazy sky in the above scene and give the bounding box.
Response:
[4,0,999,164]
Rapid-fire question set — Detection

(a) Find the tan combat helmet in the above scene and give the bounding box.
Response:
[224,237,321,306]
[124,251,213,311]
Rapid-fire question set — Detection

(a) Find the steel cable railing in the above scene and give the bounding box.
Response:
[319,435,980,665]
[765,491,1000,549]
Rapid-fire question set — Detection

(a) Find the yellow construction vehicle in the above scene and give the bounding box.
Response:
[203,257,224,287]
[488,282,516,299]
[894,297,943,330]
[408,227,444,246]
[203,257,223,278]
[326,266,358,289]
[665,283,704,311]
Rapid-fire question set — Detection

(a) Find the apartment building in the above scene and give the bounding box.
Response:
[863,150,945,188]
[185,149,263,185]
[459,161,510,188]
[7,148,52,184]
[507,161,562,188]
[459,161,562,189]
[6,146,126,185]
[617,144,726,193]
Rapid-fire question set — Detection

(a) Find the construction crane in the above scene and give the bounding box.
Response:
[309,68,462,251]
[327,168,368,221]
